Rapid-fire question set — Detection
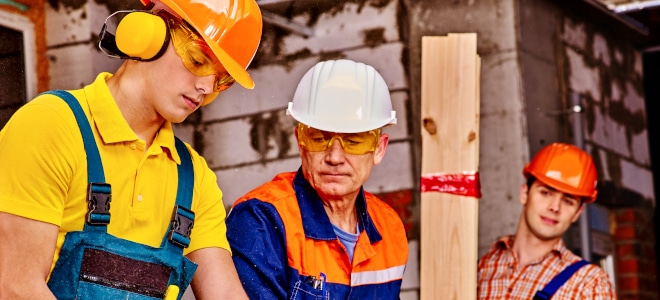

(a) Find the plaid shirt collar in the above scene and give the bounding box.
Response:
[492,235,569,265]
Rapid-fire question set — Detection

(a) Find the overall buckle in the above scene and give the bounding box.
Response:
[86,182,112,225]
[168,205,195,248]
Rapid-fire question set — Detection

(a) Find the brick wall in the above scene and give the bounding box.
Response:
[375,189,415,238]
[375,189,418,299]
[614,207,659,299]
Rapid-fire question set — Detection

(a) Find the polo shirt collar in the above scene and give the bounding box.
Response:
[152,124,180,164]
[293,168,382,243]
[84,72,180,163]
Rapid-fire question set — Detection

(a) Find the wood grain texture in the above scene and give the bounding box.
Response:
[420,33,481,300]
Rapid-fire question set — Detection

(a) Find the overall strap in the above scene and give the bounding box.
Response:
[43,90,111,233]
[45,90,194,253]
[533,260,590,300]
[173,138,194,209]
[161,137,195,253]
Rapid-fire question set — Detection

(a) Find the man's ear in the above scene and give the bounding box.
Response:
[294,126,303,152]
[519,183,529,205]
[373,133,389,165]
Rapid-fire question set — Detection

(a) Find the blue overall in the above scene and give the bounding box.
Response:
[533,259,590,300]
[44,90,197,300]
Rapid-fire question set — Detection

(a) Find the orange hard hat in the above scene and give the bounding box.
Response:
[142,0,262,89]
[523,142,598,203]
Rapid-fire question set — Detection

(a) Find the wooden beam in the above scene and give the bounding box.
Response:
[420,33,481,300]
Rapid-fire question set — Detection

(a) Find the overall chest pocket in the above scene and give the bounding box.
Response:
[74,248,172,299]
[290,277,330,300]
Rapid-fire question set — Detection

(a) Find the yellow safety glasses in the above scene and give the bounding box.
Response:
[297,123,381,155]
[160,11,236,92]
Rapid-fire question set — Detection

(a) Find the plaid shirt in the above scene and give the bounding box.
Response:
[478,235,616,299]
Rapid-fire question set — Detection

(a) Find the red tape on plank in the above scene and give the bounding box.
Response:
[420,172,482,198]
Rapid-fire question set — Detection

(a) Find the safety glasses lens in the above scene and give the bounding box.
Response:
[298,124,380,155]
[164,13,236,92]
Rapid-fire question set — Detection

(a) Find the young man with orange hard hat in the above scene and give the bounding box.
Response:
[226,59,409,299]
[0,0,261,299]
[477,142,616,299]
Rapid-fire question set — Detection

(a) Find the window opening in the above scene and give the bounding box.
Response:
[0,10,36,129]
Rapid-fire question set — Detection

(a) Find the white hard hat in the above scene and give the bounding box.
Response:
[286,59,397,133]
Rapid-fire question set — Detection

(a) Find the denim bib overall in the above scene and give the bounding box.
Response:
[44,90,197,300]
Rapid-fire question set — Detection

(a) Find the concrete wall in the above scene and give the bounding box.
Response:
[195,0,412,207]
[560,11,654,206]
[518,0,655,228]
[519,0,654,206]
[45,0,137,90]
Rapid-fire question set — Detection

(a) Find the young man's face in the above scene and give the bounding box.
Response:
[519,180,585,242]
[143,39,215,123]
[141,10,232,123]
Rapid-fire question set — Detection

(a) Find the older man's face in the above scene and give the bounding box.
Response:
[295,127,389,203]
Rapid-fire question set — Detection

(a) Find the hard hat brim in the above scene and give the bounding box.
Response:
[157,0,255,89]
[524,169,598,203]
[206,43,255,89]
[287,103,397,133]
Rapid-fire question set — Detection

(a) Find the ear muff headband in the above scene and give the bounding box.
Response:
[99,10,170,62]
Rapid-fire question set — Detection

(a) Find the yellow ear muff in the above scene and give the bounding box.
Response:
[116,12,168,61]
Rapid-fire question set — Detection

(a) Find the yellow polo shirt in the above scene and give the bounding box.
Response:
[0,72,229,272]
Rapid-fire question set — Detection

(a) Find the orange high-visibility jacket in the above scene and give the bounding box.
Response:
[227,169,409,299]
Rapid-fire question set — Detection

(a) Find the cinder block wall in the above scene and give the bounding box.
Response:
[45,1,130,90]
[199,1,412,207]
[558,16,654,206]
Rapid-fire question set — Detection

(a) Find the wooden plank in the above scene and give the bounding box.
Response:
[420,33,481,300]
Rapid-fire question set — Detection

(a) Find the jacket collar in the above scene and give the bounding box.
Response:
[293,168,382,243]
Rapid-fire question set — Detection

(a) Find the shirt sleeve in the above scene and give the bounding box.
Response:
[0,95,81,226]
[226,199,289,300]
